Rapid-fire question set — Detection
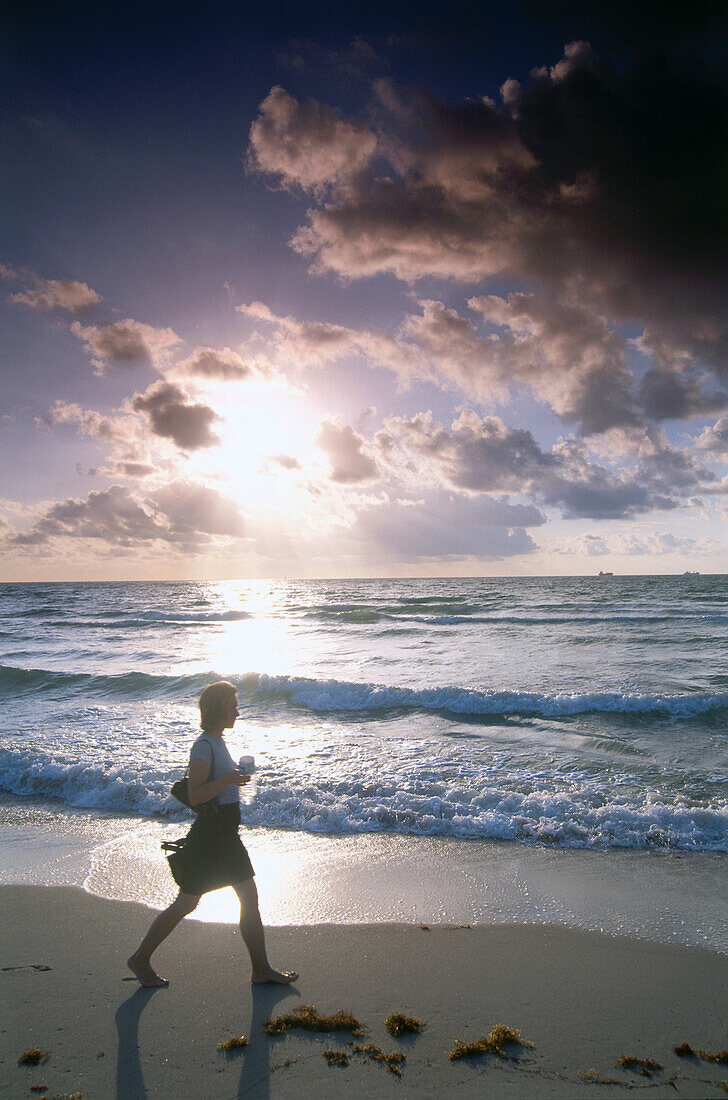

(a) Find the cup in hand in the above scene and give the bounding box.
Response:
[238,755,257,804]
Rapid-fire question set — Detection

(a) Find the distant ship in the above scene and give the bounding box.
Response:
[683,570,700,576]
[598,571,614,577]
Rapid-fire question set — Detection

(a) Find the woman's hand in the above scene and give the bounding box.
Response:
[225,768,251,787]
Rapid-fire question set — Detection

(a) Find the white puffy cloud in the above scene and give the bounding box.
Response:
[696,417,728,455]
[71,319,181,373]
[248,86,377,191]
[376,408,713,520]
[39,401,138,445]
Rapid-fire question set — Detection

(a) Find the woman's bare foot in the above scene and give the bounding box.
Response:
[251,967,298,985]
[127,953,169,988]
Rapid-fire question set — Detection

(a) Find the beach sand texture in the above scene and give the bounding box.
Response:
[2,886,728,1098]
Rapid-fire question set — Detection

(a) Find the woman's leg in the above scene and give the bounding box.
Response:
[232,879,298,985]
[127,891,200,986]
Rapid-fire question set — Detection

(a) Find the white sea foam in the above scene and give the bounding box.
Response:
[1,745,727,852]
[240,673,728,719]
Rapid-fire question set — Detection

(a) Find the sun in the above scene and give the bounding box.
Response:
[196,380,319,503]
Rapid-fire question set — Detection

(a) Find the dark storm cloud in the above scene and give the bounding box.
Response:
[131,381,220,451]
[253,41,726,381]
[638,368,728,422]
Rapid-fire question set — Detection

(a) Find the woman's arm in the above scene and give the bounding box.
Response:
[187,757,247,806]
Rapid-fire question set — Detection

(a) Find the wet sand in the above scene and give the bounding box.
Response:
[2,885,728,1098]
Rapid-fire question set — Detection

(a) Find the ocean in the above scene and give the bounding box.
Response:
[1,575,727,943]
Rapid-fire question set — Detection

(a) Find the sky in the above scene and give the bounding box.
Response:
[1,0,727,580]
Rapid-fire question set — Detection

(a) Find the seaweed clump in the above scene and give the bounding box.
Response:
[351,1043,406,1076]
[217,1035,249,1052]
[18,1049,50,1066]
[264,1004,363,1037]
[674,1042,728,1064]
[578,1068,622,1084]
[323,1050,349,1067]
[617,1056,662,1076]
[385,1012,423,1037]
[700,1049,728,1065]
[449,1024,534,1061]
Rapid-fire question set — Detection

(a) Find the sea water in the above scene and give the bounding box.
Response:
[2,575,727,850]
[1,576,727,940]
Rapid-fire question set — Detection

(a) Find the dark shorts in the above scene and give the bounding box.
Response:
[166,802,255,896]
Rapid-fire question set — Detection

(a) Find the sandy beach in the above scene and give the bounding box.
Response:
[2,885,728,1098]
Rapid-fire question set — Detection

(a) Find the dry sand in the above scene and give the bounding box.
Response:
[2,885,728,1098]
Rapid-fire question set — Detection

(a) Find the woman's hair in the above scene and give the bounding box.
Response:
[198,680,237,731]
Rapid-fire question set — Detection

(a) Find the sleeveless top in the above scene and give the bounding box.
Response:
[189,733,239,805]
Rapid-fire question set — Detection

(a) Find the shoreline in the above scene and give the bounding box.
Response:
[3,885,728,1098]
[2,795,728,953]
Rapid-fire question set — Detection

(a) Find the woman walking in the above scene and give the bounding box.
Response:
[127,680,297,988]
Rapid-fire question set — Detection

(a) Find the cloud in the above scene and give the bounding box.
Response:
[377,408,712,519]
[268,453,301,470]
[554,529,715,558]
[238,295,717,437]
[280,36,383,85]
[248,86,377,191]
[40,401,138,445]
[40,400,169,479]
[1,263,101,312]
[130,381,220,451]
[316,419,381,483]
[255,43,725,379]
[467,294,640,433]
[696,416,728,455]
[10,485,168,547]
[174,346,256,381]
[8,481,246,549]
[353,493,540,561]
[380,408,554,492]
[638,368,728,422]
[71,319,181,373]
[93,461,157,479]
[150,480,246,539]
